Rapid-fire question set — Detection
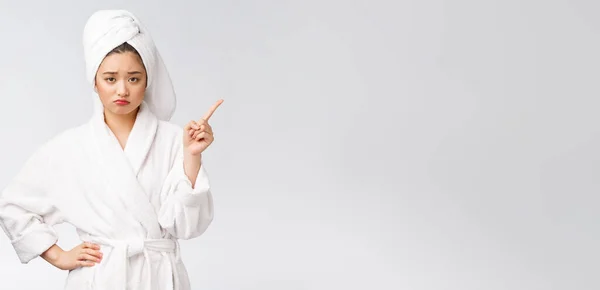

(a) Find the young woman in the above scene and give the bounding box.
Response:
[0,9,221,290]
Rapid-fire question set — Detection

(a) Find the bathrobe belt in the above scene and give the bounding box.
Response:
[83,235,181,290]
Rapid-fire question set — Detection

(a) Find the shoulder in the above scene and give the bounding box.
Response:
[154,120,185,153]
[158,120,183,132]
[157,120,184,140]
[154,120,185,162]
[18,123,88,172]
[43,124,89,151]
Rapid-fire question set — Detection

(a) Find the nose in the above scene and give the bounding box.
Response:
[116,81,129,97]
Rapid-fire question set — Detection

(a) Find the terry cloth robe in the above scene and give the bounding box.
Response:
[1,9,213,289]
[0,101,214,290]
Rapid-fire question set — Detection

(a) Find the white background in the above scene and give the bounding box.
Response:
[0,0,595,289]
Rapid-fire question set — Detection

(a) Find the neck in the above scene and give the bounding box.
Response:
[103,107,139,136]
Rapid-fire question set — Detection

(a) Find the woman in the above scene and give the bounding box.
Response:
[0,9,221,290]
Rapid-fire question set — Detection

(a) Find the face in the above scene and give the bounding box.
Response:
[95,51,147,117]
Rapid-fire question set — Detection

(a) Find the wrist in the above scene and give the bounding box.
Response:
[41,244,63,265]
[183,152,202,186]
[184,151,202,164]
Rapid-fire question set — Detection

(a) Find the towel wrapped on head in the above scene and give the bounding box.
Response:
[83,10,176,121]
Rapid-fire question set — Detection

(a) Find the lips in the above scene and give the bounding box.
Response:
[114,99,130,105]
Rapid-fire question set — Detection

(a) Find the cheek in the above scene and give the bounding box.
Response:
[95,81,114,102]
[131,82,147,101]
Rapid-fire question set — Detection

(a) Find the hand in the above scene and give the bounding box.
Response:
[46,242,103,271]
[184,99,223,156]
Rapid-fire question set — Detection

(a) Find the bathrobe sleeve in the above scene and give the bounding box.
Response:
[157,137,214,240]
[0,143,63,263]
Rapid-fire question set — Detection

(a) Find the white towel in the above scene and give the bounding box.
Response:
[83,10,176,121]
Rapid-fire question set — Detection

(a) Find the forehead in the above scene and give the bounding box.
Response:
[98,52,145,71]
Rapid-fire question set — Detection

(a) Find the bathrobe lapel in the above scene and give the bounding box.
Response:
[89,101,162,238]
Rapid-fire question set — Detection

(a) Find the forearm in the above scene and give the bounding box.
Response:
[183,153,202,187]
[40,244,64,266]
[159,153,213,239]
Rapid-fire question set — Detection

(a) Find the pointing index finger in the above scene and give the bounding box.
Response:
[201,99,224,121]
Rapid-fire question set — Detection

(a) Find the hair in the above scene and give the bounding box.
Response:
[107,42,141,57]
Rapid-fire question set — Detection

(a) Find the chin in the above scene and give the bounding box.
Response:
[108,104,140,116]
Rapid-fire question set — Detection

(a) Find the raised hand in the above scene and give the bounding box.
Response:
[183,99,223,156]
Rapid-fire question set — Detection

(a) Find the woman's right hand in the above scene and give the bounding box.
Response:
[43,242,103,270]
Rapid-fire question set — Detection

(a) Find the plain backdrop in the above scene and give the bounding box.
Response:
[0,0,596,289]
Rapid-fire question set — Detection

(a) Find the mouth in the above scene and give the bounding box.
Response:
[114,99,130,105]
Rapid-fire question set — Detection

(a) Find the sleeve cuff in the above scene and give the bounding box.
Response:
[174,164,212,206]
[11,225,58,264]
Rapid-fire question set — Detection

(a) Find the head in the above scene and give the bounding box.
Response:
[94,42,148,117]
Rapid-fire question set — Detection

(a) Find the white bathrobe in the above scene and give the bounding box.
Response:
[0,101,213,290]
[1,10,213,289]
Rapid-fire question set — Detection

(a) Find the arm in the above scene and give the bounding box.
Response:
[158,100,221,239]
[41,244,65,266]
[184,152,202,186]
[157,148,214,240]
[0,144,102,269]
[0,145,62,264]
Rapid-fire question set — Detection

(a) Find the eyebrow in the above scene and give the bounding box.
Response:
[102,71,143,75]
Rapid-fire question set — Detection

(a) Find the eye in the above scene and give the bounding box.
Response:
[129,77,139,83]
[105,77,116,83]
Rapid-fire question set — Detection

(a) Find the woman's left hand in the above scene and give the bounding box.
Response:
[184,99,223,156]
